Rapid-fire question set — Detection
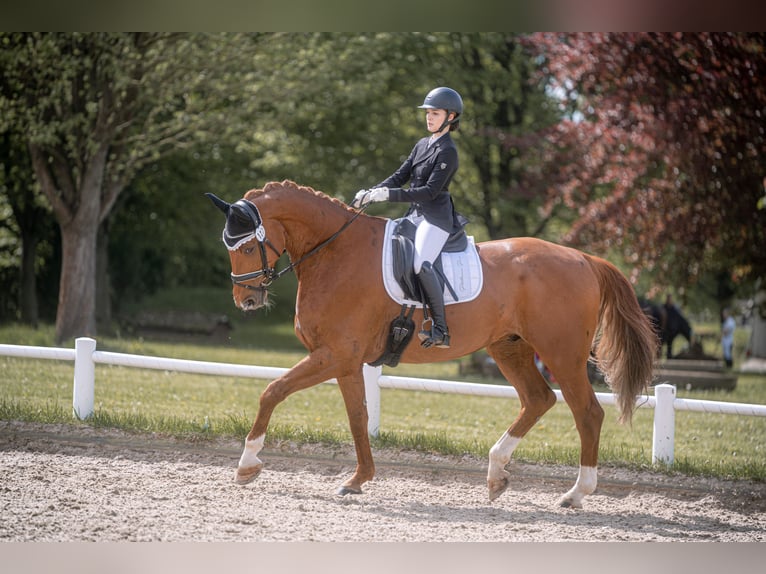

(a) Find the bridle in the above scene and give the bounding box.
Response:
[225,198,368,291]
[224,199,284,290]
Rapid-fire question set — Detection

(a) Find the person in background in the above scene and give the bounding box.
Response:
[721,307,737,368]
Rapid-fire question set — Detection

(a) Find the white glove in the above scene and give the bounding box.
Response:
[350,189,368,208]
[350,187,389,208]
[367,187,389,203]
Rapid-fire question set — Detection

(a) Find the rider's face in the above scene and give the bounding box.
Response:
[425,109,450,134]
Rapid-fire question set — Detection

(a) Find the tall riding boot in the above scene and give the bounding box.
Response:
[416,261,450,348]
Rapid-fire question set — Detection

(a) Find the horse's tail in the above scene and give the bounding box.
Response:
[588,256,657,424]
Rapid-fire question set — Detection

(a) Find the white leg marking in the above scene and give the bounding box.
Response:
[558,465,598,508]
[238,434,265,469]
[487,431,521,481]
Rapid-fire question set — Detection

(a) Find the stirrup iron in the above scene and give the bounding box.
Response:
[418,312,450,348]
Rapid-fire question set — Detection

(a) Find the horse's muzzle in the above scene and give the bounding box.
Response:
[235,287,268,312]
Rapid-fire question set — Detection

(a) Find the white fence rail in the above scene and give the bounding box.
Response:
[3,337,766,466]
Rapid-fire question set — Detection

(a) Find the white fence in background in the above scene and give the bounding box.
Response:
[2,336,766,466]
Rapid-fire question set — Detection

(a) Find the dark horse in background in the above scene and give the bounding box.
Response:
[639,298,693,359]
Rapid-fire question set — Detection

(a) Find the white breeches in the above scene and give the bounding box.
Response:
[413,220,449,274]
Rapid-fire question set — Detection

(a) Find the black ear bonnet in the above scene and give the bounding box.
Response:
[222,200,266,251]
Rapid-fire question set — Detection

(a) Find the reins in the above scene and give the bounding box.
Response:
[230,201,370,291]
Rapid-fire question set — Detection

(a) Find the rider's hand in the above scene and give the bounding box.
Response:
[350,187,388,208]
[350,189,368,209]
[367,187,389,203]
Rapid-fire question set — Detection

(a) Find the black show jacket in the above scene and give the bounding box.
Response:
[378,133,463,233]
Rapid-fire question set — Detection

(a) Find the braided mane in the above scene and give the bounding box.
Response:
[244,180,356,214]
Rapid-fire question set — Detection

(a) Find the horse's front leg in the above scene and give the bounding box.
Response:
[335,369,375,495]
[236,351,336,485]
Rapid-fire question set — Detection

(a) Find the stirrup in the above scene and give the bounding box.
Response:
[418,318,450,349]
[418,318,432,343]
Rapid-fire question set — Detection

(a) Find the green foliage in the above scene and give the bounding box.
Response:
[1,32,764,337]
[101,33,567,322]
[437,33,564,239]
[107,149,252,308]
[231,33,430,196]
[0,131,59,323]
[0,33,254,179]
[0,33,263,339]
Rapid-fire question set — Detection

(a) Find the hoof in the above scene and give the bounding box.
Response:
[487,476,510,502]
[336,485,363,496]
[557,494,583,509]
[234,463,263,485]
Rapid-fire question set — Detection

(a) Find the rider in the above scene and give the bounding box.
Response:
[353,86,466,349]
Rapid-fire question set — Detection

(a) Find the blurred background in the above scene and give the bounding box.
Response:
[1,32,764,362]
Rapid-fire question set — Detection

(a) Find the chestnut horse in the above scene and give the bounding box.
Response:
[208,180,656,509]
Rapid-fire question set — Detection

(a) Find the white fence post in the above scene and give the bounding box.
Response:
[652,383,676,466]
[363,364,382,438]
[73,337,96,420]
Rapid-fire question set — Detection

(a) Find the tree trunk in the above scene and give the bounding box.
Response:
[29,141,108,344]
[55,220,98,342]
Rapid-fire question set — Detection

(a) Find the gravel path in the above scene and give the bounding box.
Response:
[1,421,764,542]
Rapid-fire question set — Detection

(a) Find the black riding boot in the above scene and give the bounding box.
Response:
[416,261,450,348]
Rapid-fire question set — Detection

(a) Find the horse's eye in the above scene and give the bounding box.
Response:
[244,247,255,255]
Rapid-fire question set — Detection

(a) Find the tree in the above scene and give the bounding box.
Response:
[433,33,563,240]
[232,33,563,241]
[0,131,56,325]
[108,146,253,310]
[231,33,431,197]
[0,33,253,342]
[526,33,766,291]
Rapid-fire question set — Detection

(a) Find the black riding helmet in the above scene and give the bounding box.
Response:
[418,87,463,132]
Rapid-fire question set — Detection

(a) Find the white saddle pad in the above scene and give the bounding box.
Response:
[381,219,484,307]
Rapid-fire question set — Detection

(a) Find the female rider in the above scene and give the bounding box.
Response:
[353,86,465,349]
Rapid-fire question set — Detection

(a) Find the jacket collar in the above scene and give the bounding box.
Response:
[414,133,451,164]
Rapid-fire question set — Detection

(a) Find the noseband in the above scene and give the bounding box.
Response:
[224,198,368,291]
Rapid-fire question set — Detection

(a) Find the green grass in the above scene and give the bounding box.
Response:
[1,316,764,481]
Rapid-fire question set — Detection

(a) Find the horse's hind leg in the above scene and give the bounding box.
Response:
[542,352,604,509]
[486,338,557,502]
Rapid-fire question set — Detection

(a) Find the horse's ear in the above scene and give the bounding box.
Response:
[206,193,230,215]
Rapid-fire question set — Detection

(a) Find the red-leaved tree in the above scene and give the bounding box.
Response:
[525,33,766,292]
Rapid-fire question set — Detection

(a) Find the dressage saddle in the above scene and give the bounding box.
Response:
[371,217,468,367]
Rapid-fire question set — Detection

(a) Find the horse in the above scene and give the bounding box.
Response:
[639,299,692,359]
[207,180,657,509]
[661,305,692,359]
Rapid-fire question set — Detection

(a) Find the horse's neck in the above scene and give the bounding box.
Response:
[277,193,365,260]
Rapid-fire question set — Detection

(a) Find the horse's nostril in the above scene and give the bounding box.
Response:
[239,293,266,312]
[233,286,268,312]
